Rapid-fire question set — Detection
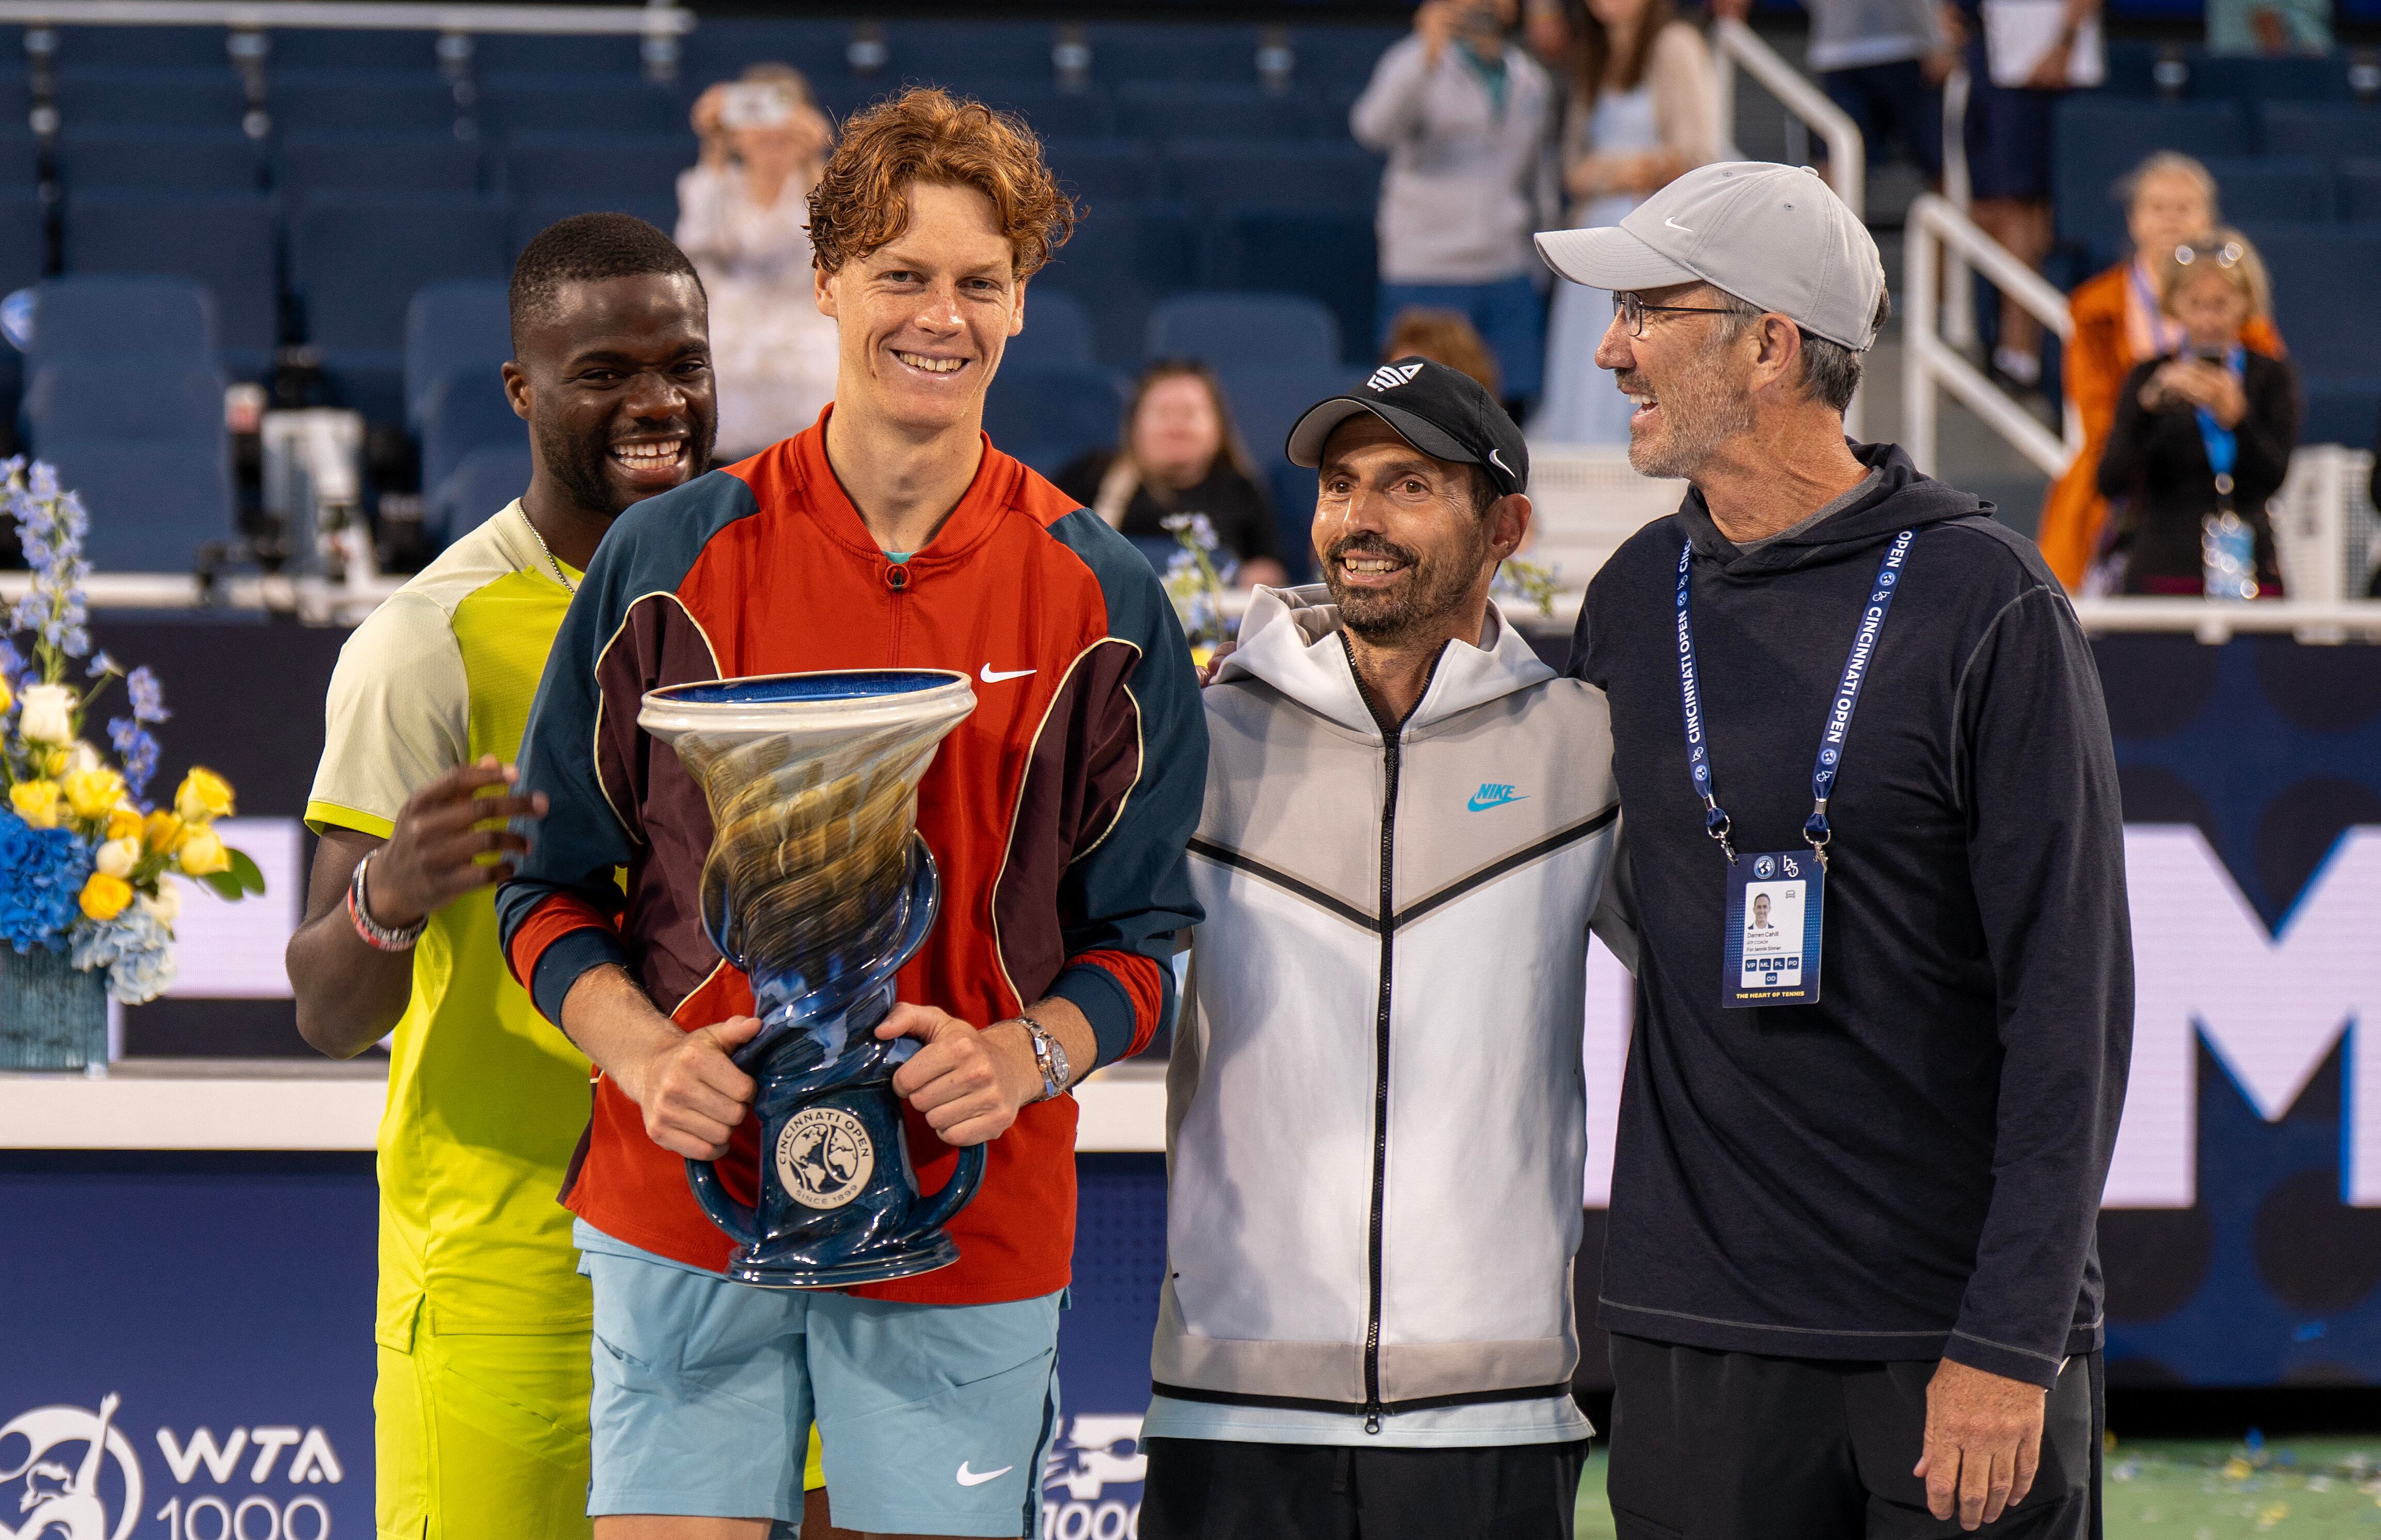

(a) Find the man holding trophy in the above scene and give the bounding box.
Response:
[497,87,1204,1540]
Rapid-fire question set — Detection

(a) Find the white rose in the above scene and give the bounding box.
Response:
[67,741,100,775]
[95,836,140,878]
[17,683,74,744]
[138,881,182,928]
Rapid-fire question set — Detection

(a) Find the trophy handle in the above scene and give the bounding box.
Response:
[910,1140,986,1233]
[684,1156,760,1248]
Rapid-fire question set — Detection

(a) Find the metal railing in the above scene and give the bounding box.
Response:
[0,1,691,38]
[1709,17,1866,437]
[1903,191,2079,479]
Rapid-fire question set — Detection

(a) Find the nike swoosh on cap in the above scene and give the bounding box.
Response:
[979,665,1036,683]
[956,1462,1013,1486]
[1665,216,1694,233]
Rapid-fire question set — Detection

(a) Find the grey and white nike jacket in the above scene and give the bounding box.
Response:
[1150,585,1623,1443]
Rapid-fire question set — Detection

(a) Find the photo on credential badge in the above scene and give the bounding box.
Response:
[1722,851,1824,1008]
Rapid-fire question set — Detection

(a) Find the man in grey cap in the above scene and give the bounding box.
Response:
[1537,163,2132,1536]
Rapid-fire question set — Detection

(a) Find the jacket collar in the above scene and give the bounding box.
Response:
[1218,584,1554,738]
[787,406,1022,570]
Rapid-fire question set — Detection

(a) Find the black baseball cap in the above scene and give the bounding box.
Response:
[1285,357,1528,498]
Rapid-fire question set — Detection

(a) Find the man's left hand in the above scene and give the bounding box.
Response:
[1914,1358,2048,1529]
[876,1004,1042,1146]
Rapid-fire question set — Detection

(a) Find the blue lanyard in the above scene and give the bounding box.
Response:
[2191,345,2246,487]
[1673,528,1918,866]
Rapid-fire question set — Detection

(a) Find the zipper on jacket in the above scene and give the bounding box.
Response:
[883,560,909,662]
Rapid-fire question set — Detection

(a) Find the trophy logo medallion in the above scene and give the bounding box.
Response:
[639,668,984,1288]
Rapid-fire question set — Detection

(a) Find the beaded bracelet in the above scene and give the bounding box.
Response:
[347,849,427,953]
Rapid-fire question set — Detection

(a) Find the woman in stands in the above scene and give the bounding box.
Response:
[1054,361,1290,587]
[2096,230,2297,598]
[1529,0,1718,443]
[1384,306,1503,398]
[677,64,840,460]
[2038,152,2285,590]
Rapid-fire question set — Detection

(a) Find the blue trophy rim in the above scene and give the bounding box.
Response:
[650,670,967,706]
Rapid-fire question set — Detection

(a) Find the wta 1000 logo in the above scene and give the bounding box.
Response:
[0,1395,344,1540]
[1040,1414,1145,1540]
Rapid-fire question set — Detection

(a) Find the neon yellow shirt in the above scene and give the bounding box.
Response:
[307,501,594,1347]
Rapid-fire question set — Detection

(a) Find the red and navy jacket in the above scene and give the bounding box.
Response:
[495,414,1205,1304]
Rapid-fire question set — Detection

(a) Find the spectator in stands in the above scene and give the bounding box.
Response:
[1054,361,1290,588]
[2035,153,2284,590]
[1806,0,1955,182]
[2096,232,2297,597]
[1950,0,2102,392]
[1384,306,1504,397]
[1352,0,1559,414]
[2207,0,2331,55]
[678,64,840,460]
[1530,0,1718,442]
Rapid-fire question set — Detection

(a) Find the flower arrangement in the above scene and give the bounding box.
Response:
[1162,512,1236,666]
[0,460,262,1006]
[1491,556,1569,620]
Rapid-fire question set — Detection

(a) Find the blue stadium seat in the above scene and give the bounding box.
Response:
[22,359,233,571]
[2100,39,2167,97]
[1286,27,1407,90]
[481,77,687,137]
[0,189,42,295]
[2337,158,2381,221]
[981,363,1125,474]
[430,444,535,545]
[1147,292,1341,371]
[0,129,39,189]
[2239,221,2381,440]
[471,33,644,76]
[1033,200,1201,366]
[966,84,1111,140]
[406,280,513,431]
[418,367,525,507]
[1268,459,1317,582]
[2298,378,2381,446]
[2257,102,2381,163]
[1042,137,1160,202]
[55,26,226,69]
[0,73,30,143]
[269,70,466,136]
[281,131,482,197]
[1084,23,1261,83]
[1214,362,1359,485]
[678,20,845,85]
[1164,139,1381,210]
[293,193,508,419]
[510,194,679,261]
[1207,209,1377,366]
[266,29,443,72]
[2191,53,2355,105]
[63,191,277,366]
[1117,84,1321,140]
[502,132,693,203]
[2201,155,2334,223]
[2051,101,2246,261]
[1007,288,1098,369]
[54,67,247,130]
[23,276,216,369]
[58,128,258,193]
[879,22,1058,84]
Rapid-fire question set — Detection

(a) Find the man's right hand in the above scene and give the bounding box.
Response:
[365,756,544,929]
[1415,0,1461,65]
[615,1014,763,1159]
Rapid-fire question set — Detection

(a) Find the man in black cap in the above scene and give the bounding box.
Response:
[1139,359,1625,1540]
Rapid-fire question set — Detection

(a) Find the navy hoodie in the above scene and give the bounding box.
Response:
[1568,443,2132,1389]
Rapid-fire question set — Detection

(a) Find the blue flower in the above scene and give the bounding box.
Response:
[126,667,167,724]
[86,650,117,678]
[26,462,56,501]
[107,718,160,798]
[0,640,25,692]
[71,904,176,1004]
[0,810,89,952]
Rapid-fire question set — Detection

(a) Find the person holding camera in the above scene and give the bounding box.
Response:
[679,65,840,460]
[2095,230,2298,598]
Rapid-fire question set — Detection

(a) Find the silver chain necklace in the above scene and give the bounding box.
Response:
[522,513,576,594]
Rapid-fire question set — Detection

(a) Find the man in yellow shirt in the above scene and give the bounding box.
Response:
[287,213,718,1539]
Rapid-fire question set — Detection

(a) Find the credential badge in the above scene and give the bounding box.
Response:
[776,1107,876,1211]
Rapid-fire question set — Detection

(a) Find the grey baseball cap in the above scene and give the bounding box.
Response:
[1533,161,1886,352]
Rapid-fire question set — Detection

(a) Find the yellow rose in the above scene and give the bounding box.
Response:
[105,806,144,843]
[39,746,68,779]
[143,810,186,854]
[177,826,230,876]
[78,872,132,922]
[95,836,140,879]
[0,675,13,716]
[62,767,126,822]
[10,780,61,829]
[175,767,235,825]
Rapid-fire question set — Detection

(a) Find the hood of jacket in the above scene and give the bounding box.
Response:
[1214,584,1555,736]
[1678,442,1991,580]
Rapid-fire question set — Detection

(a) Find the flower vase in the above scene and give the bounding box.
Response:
[0,943,108,1071]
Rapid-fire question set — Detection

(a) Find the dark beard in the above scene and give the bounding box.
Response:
[1320,525,1491,647]
[533,415,716,520]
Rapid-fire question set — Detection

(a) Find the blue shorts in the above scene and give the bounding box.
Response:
[577,1221,1063,1538]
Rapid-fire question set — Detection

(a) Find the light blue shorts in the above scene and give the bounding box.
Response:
[577,1220,1062,1538]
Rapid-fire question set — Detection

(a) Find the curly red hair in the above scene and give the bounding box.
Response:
[807,87,1076,279]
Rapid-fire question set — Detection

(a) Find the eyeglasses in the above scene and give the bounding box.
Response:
[1612,292,1738,338]
[2173,239,2245,269]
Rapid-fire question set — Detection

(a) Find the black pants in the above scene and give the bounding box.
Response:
[1606,1336,2102,1540]
[1140,1435,1591,1540]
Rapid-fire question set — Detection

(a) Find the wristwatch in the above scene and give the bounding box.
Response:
[1015,1013,1072,1104]
[347,848,427,953]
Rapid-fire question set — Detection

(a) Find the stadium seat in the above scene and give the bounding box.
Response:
[1267,459,1317,583]
[0,129,40,189]
[2051,101,2246,261]
[63,191,278,366]
[1207,209,1377,366]
[965,84,1111,141]
[293,193,508,419]
[1026,199,1200,366]
[1286,27,1408,90]
[1214,360,1358,489]
[0,73,31,145]
[2099,39,2167,98]
[2257,102,2381,163]
[481,78,687,137]
[57,128,259,193]
[1117,84,1321,141]
[22,276,216,368]
[502,132,693,203]
[406,281,514,431]
[512,193,679,259]
[471,33,645,76]
[0,189,42,296]
[22,359,233,571]
[54,67,247,130]
[1147,292,1341,372]
[2241,221,2381,441]
[54,26,226,69]
[2298,378,2381,447]
[1083,23,1261,83]
[265,28,443,72]
[1007,288,1099,370]
[879,22,1059,84]
[430,443,534,545]
[2201,156,2334,223]
[2337,159,2381,222]
[980,363,1125,474]
[269,71,466,136]
[281,131,482,197]
[1041,137,1160,202]
[1163,139,1382,210]
[418,367,526,507]
[2191,53,2355,105]
[678,20,845,85]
